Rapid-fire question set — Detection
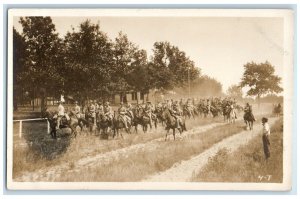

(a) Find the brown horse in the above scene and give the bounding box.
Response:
[42,110,86,139]
[112,111,132,139]
[161,108,187,141]
[97,113,113,139]
[132,107,157,133]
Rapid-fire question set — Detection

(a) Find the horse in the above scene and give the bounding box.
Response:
[112,111,132,139]
[132,108,156,133]
[224,105,236,123]
[84,110,97,133]
[210,105,220,118]
[154,107,165,126]
[161,108,187,141]
[182,105,195,119]
[244,111,255,130]
[273,104,282,117]
[97,113,113,138]
[42,110,84,139]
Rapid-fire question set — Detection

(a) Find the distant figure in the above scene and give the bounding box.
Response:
[56,101,69,130]
[244,102,256,121]
[74,101,81,118]
[262,117,271,160]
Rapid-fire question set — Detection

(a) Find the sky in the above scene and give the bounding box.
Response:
[13,16,284,93]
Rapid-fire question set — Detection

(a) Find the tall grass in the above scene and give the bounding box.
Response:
[192,118,283,183]
[13,116,223,179]
[57,120,247,182]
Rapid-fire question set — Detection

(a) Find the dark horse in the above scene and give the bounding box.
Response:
[244,111,255,130]
[112,111,132,139]
[132,108,157,133]
[97,113,113,139]
[42,110,87,139]
[161,108,187,141]
[182,105,195,119]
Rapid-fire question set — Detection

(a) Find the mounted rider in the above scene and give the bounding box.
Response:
[186,98,194,115]
[231,98,237,119]
[55,101,70,130]
[88,100,96,125]
[145,101,154,127]
[118,102,130,129]
[74,101,81,118]
[126,102,134,119]
[103,101,113,121]
[244,102,256,121]
[170,101,182,128]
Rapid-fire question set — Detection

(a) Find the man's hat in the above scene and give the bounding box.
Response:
[75,101,78,104]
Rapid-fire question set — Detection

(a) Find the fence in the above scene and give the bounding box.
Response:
[13,118,50,138]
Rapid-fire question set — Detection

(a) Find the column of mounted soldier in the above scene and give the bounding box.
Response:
[42,97,256,139]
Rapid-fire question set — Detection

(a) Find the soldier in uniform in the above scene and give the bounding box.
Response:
[126,102,134,119]
[145,101,154,127]
[56,101,69,130]
[89,100,96,125]
[170,101,182,128]
[103,102,113,121]
[118,102,130,129]
[74,101,81,118]
[244,102,256,121]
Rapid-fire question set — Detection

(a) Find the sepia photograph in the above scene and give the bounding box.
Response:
[6,8,294,190]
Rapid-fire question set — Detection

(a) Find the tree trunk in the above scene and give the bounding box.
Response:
[257,94,261,108]
[40,88,47,113]
[13,88,18,111]
[32,86,35,111]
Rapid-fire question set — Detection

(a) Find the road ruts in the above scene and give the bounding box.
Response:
[142,117,278,182]
[15,121,226,182]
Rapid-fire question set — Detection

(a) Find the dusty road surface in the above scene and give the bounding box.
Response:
[142,117,278,182]
[15,121,226,182]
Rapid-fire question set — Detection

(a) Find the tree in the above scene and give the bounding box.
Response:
[64,20,114,102]
[13,28,27,110]
[240,61,283,106]
[19,17,64,111]
[227,84,243,101]
[149,41,200,90]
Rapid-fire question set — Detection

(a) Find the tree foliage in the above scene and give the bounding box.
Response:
[227,84,243,100]
[17,17,65,110]
[64,20,114,101]
[14,17,205,105]
[149,41,200,90]
[240,61,283,99]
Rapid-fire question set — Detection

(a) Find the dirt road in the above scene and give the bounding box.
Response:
[142,117,278,182]
[15,121,226,182]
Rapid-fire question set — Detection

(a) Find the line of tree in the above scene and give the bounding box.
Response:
[13,17,201,111]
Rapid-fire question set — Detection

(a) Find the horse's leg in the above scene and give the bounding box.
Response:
[135,124,138,134]
[173,128,176,140]
[165,129,170,141]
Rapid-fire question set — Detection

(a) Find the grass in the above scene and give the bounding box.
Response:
[192,118,283,183]
[12,115,223,179]
[57,119,248,182]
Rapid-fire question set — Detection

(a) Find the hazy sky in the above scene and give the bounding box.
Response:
[13,16,284,92]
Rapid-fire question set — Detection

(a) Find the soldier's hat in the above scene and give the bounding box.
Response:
[262,117,268,123]
[75,101,78,104]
